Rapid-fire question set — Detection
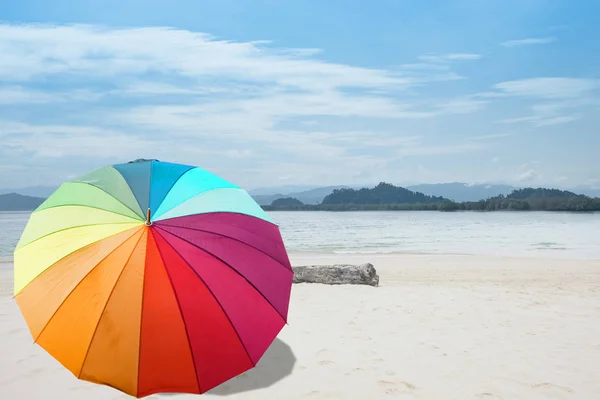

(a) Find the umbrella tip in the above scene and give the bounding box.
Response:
[145,208,152,226]
[127,158,159,163]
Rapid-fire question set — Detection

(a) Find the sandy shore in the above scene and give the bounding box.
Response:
[1,253,600,399]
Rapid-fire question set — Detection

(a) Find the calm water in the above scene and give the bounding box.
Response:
[1,211,600,263]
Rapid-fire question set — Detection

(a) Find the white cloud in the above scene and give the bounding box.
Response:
[493,78,599,99]
[496,97,593,127]
[517,169,542,182]
[418,53,482,63]
[0,86,102,104]
[435,98,488,114]
[533,115,580,127]
[0,23,480,126]
[500,37,557,47]
[5,23,594,188]
[0,23,413,91]
[497,115,539,124]
[0,121,160,159]
[498,113,579,127]
[395,141,486,157]
[0,87,60,104]
[469,133,513,140]
[485,78,599,128]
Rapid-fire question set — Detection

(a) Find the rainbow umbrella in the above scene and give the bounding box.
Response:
[13,159,293,398]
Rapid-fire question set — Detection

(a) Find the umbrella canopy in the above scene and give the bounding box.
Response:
[13,159,293,398]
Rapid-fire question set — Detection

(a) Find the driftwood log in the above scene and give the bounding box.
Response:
[291,263,379,287]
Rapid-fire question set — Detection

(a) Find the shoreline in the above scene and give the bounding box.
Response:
[288,250,600,261]
[2,250,599,267]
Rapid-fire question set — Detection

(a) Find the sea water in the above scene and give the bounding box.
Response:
[1,210,599,264]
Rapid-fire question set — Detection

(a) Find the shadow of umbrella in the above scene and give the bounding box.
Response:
[209,338,296,396]
[155,338,296,397]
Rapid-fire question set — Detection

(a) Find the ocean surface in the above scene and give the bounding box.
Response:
[1,211,600,264]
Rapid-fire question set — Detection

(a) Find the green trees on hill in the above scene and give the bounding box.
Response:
[455,187,600,211]
[322,182,449,205]
[261,184,600,212]
[270,197,304,209]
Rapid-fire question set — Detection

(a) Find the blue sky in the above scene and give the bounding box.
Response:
[1,0,599,190]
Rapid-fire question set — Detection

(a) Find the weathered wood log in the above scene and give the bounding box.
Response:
[291,263,379,286]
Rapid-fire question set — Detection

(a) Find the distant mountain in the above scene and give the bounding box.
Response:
[252,185,354,205]
[322,182,450,204]
[452,187,600,211]
[406,183,517,202]
[248,185,318,196]
[251,193,286,206]
[506,187,579,199]
[0,193,45,211]
[0,185,57,198]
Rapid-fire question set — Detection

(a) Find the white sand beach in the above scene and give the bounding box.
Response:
[1,253,600,400]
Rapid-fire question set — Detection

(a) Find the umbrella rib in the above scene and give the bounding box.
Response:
[136,231,148,398]
[78,230,146,378]
[31,227,144,343]
[150,165,195,217]
[151,230,202,394]
[114,165,153,221]
[155,226,288,324]
[16,221,142,252]
[153,229,256,368]
[77,182,145,220]
[35,203,144,222]
[155,223,293,273]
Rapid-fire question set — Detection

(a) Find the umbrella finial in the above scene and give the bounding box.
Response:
[146,208,152,226]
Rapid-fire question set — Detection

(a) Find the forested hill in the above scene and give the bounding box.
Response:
[322,182,449,204]
[506,188,578,199]
[454,187,600,211]
[262,185,600,212]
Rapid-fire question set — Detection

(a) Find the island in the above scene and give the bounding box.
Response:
[261,183,600,212]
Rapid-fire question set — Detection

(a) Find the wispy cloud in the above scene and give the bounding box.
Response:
[496,96,600,128]
[398,54,474,84]
[517,168,542,182]
[500,37,557,47]
[418,53,482,63]
[0,20,596,189]
[0,24,415,91]
[434,98,489,114]
[395,141,486,157]
[496,100,583,127]
[492,78,599,99]
[0,86,103,104]
[469,133,513,140]
[534,115,580,126]
[0,23,491,187]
